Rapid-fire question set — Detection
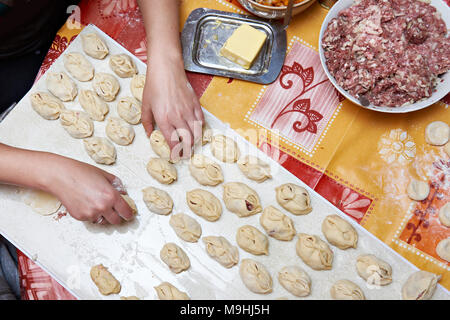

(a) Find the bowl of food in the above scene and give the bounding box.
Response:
[319,0,450,113]
[237,0,317,19]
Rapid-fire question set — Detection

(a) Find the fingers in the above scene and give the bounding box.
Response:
[141,103,154,137]
[101,208,123,225]
[114,195,135,221]
[194,102,204,124]
[173,119,194,159]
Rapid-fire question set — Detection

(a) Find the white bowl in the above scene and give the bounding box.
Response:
[318,0,450,113]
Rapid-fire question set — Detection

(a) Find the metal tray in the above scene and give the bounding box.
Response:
[181,8,286,84]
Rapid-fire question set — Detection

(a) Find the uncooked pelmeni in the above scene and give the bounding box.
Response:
[211,135,240,163]
[120,296,139,300]
[406,178,430,201]
[276,183,312,215]
[30,92,65,120]
[150,130,171,161]
[202,123,213,145]
[121,195,137,215]
[109,54,137,78]
[436,237,450,262]
[259,206,296,241]
[321,214,358,249]
[46,72,77,102]
[117,97,141,125]
[146,158,177,184]
[239,259,272,294]
[169,213,202,243]
[160,242,190,274]
[356,254,392,286]
[130,74,145,102]
[223,182,262,217]
[237,155,272,183]
[278,266,311,297]
[59,110,94,139]
[81,33,109,59]
[402,271,440,300]
[438,202,450,227]
[90,264,121,295]
[154,282,190,300]
[236,225,269,255]
[22,189,61,216]
[79,89,109,121]
[105,117,135,146]
[330,280,365,300]
[189,154,224,186]
[92,73,120,102]
[142,186,173,215]
[202,236,239,268]
[296,233,333,270]
[186,189,222,222]
[83,137,116,165]
[425,121,449,146]
[445,142,450,157]
[63,52,94,81]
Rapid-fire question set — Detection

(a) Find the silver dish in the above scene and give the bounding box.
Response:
[237,0,317,19]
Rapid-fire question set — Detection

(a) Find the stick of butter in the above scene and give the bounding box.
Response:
[220,24,267,70]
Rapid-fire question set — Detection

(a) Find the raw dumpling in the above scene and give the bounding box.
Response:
[356,254,392,286]
[436,237,450,262]
[330,280,365,300]
[154,282,190,300]
[79,89,109,121]
[239,259,272,294]
[407,178,430,201]
[276,183,312,215]
[109,54,137,78]
[438,202,450,227]
[130,74,145,102]
[30,92,65,120]
[322,214,358,249]
[202,123,213,145]
[150,130,171,161]
[260,206,296,241]
[186,189,222,222]
[92,73,120,102]
[146,158,177,184]
[142,186,173,215]
[236,225,269,255]
[425,121,449,146]
[445,142,450,157]
[296,233,333,270]
[278,266,311,297]
[121,195,137,215]
[211,135,240,163]
[117,97,142,125]
[120,296,139,300]
[83,137,116,165]
[46,72,77,102]
[81,33,109,59]
[22,189,61,216]
[63,52,94,81]
[59,110,94,139]
[223,182,262,217]
[105,117,135,146]
[402,271,440,300]
[169,213,202,243]
[160,242,190,274]
[237,155,272,183]
[202,236,239,268]
[90,264,121,295]
[189,154,224,186]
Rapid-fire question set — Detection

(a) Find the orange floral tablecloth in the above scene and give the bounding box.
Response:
[17,0,449,299]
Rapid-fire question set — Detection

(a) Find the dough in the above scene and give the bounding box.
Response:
[30,92,65,120]
[160,242,190,274]
[146,158,177,184]
[278,266,311,297]
[436,237,450,262]
[120,296,139,300]
[425,121,449,146]
[276,183,312,215]
[142,186,173,215]
[202,236,239,268]
[150,130,171,161]
[83,137,116,165]
[202,123,213,145]
[186,189,222,222]
[79,89,109,121]
[117,97,142,125]
[169,213,202,243]
[237,155,272,183]
[321,214,358,249]
[109,54,137,78]
[130,74,145,102]
[402,271,440,300]
[59,110,94,139]
[189,154,224,186]
[81,33,109,59]
[46,72,77,102]
[121,195,137,215]
[407,178,430,201]
[236,225,269,255]
[223,182,262,217]
[22,189,61,216]
[239,259,272,294]
[63,52,94,81]
[259,206,296,241]
[211,135,240,163]
[445,142,450,157]
[356,254,392,286]
[296,233,333,270]
[438,202,450,227]
[330,280,365,300]
[90,264,121,295]
[154,282,190,300]
[92,72,120,102]
[106,117,135,146]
